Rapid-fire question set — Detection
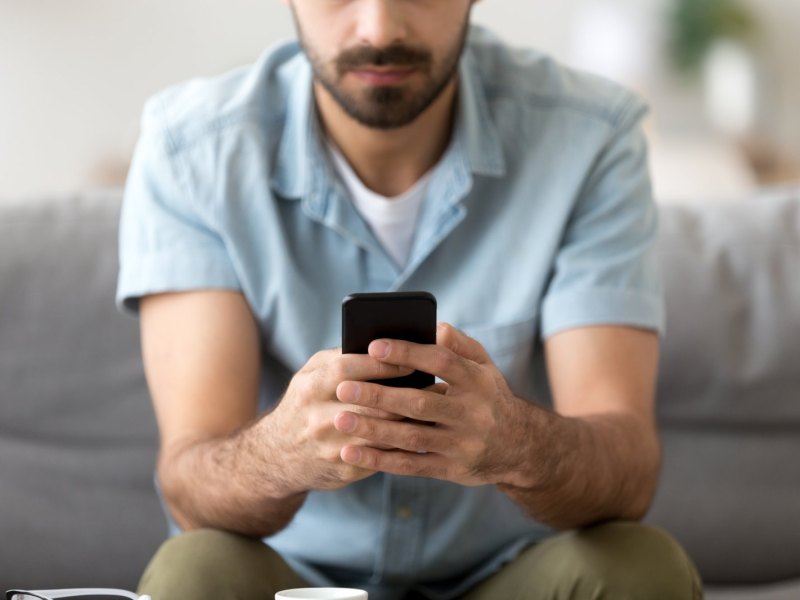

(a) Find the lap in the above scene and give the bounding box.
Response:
[461,522,703,600]
[138,528,308,600]
[137,522,702,600]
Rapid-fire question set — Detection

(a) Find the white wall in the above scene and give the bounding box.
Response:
[0,0,797,198]
[740,0,800,157]
[0,0,295,196]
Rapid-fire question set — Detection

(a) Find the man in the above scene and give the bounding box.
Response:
[117,1,702,598]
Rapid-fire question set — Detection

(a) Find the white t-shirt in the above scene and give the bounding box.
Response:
[327,141,432,268]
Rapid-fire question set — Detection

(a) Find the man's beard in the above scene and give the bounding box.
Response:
[296,18,470,130]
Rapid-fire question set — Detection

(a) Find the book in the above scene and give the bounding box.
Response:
[5,589,150,600]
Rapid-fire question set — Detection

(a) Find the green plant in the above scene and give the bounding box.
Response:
[669,0,757,74]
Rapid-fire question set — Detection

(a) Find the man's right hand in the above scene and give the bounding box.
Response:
[140,290,412,536]
[259,348,414,494]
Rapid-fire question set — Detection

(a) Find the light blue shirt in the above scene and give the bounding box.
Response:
[118,26,664,600]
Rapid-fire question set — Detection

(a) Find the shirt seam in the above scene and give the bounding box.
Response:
[153,98,285,156]
[150,98,237,263]
[483,85,642,129]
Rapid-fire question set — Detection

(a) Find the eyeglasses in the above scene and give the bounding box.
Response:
[5,590,151,600]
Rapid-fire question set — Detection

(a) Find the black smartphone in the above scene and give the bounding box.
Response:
[342,291,437,388]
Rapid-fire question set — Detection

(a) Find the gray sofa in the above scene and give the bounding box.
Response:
[1,189,798,598]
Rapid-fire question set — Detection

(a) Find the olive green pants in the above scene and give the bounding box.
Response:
[139,522,702,599]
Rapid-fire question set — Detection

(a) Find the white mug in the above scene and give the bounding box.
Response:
[275,589,367,600]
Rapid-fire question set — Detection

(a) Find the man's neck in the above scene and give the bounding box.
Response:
[315,79,458,198]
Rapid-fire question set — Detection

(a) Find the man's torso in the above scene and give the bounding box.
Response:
[117,26,661,599]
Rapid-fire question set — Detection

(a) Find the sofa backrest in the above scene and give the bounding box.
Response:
[647,189,800,585]
[0,192,164,589]
[1,189,798,589]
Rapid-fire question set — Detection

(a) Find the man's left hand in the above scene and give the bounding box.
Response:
[333,323,536,487]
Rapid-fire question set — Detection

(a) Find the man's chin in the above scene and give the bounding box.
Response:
[321,77,438,129]
[338,95,424,130]
[345,110,422,131]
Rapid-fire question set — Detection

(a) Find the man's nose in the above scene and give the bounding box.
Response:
[355,0,408,48]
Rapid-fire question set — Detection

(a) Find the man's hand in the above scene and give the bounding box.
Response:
[331,323,662,530]
[332,323,534,487]
[142,290,417,536]
[264,348,415,494]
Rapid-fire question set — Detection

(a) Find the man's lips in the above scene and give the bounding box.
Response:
[350,67,417,85]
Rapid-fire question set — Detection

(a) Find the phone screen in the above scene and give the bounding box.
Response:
[342,291,437,388]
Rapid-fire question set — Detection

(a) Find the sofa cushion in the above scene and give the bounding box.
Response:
[648,189,800,585]
[656,189,800,427]
[0,192,164,589]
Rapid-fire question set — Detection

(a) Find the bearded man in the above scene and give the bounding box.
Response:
[118,1,702,598]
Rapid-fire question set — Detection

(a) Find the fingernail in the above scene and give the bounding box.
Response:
[336,412,358,433]
[369,340,390,359]
[338,381,361,402]
[342,446,362,463]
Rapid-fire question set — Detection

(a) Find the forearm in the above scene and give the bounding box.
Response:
[158,415,307,538]
[498,403,661,530]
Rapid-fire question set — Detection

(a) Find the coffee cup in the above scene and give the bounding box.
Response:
[275,589,367,600]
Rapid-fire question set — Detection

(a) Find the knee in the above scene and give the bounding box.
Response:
[146,528,277,574]
[138,529,287,599]
[535,522,702,599]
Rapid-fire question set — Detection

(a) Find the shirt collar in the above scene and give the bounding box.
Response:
[272,53,323,201]
[455,44,506,178]
[272,31,506,201]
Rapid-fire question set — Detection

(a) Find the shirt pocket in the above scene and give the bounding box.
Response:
[459,316,539,396]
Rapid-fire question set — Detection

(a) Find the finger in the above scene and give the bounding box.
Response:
[350,406,405,421]
[327,352,415,383]
[436,323,492,364]
[334,411,454,454]
[302,347,339,371]
[425,382,449,395]
[367,338,478,384]
[336,381,465,423]
[340,445,452,480]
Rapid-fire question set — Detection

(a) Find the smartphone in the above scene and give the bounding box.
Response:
[342,291,437,388]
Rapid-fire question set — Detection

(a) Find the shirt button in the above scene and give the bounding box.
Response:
[397,506,413,519]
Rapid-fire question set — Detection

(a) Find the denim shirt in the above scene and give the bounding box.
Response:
[117,26,664,600]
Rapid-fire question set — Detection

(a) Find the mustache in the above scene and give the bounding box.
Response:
[336,44,432,74]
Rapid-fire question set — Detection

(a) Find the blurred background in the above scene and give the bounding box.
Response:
[0,0,798,202]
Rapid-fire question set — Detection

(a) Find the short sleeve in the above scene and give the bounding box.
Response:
[540,102,665,339]
[116,98,240,314]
